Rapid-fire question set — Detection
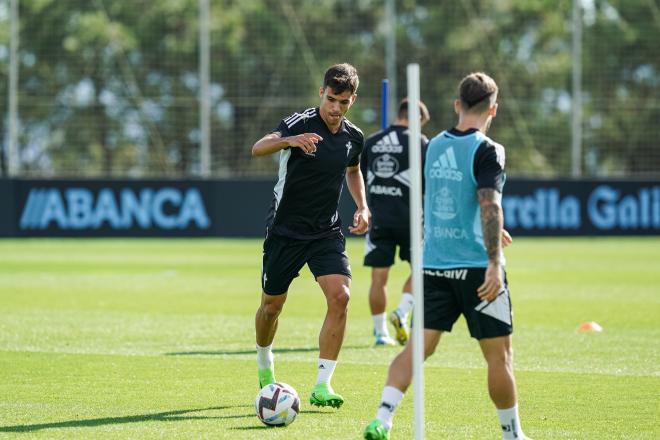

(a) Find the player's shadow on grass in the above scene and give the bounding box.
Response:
[165,345,363,356]
[231,409,336,431]
[0,405,254,433]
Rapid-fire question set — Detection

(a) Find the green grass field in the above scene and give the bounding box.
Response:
[0,237,658,439]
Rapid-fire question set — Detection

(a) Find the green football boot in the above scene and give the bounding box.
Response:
[363,419,390,440]
[309,382,344,408]
[258,366,275,389]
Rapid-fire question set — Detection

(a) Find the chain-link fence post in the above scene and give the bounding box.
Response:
[8,0,19,176]
[199,0,211,177]
[571,0,583,178]
[385,0,396,124]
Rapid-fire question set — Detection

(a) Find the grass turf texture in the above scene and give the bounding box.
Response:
[0,237,658,439]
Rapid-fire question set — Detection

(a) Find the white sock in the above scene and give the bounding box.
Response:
[256,344,273,369]
[396,293,414,318]
[373,312,389,336]
[316,358,337,385]
[497,404,524,440]
[375,385,404,430]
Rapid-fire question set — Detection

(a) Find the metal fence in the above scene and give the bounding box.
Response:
[1,0,659,178]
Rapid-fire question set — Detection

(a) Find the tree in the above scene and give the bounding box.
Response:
[3,0,658,178]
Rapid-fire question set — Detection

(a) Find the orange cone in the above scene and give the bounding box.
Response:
[577,321,603,332]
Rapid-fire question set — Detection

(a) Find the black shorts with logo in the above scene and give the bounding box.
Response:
[261,232,351,295]
[423,267,513,340]
[363,225,410,267]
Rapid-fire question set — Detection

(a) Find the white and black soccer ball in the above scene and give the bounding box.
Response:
[255,382,300,427]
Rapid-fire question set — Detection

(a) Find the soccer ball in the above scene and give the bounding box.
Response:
[255,382,300,427]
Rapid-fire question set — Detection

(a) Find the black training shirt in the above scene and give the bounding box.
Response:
[265,107,364,239]
[361,125,429,228]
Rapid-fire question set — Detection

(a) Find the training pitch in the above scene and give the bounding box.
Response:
[0,237,658,439]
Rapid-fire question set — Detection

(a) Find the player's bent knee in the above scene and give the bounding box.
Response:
[485,347,513,367]
[261,301,285,318]
[333,291,350,308]
[327,289,350,311]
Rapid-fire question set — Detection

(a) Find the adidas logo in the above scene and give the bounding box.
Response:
[430,147,463,181]
[372,131,403,153]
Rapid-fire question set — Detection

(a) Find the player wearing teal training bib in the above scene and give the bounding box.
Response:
[364,72,532,440]
[423,127,505,269]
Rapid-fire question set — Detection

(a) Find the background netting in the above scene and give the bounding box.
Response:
[1,0,658,178]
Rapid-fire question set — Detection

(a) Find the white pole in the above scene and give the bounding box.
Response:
[8,0,19,176]
[407,63,425,440]
[199,0,211,177]
[385,0,396,123]
[571,0,582,177]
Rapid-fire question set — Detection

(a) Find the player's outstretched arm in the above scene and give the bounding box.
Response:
[251,132,323,157]
[345,165,370,235]
[477,187,504,302]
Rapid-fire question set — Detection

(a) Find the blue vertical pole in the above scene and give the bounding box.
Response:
[381,79,389,130]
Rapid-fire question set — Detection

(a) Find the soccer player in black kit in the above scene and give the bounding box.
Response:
[251,63,369,409]
[361,99,430,346]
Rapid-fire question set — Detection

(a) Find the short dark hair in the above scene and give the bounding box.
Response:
[397,98,430,123]
[323,63,359,95]
[459,72,498,114]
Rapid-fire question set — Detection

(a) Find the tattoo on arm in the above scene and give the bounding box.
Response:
[478,188,503,263]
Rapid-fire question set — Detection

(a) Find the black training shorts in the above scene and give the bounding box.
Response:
[423,267,513,340]
[363,225,411,267]
[261,232,351,295]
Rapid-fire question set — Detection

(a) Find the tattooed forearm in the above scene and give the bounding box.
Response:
[478,188,503,264]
